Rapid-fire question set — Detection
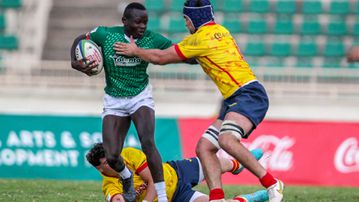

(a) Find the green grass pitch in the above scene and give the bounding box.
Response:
[1,179,359,201]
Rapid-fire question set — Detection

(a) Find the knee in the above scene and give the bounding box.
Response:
[218,134,237,150]
[196,138,217,157]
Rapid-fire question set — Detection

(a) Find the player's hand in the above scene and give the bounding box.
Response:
[71,57,98,76]
[111,194,125,202]
[113,35,138,56]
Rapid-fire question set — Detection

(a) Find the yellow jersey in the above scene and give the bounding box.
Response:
[102,147,178,202]
[175,22,257,99]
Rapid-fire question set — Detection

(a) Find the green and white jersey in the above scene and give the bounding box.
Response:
[89,26,172,97]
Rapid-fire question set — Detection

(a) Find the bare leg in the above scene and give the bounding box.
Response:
[102,115,131,172]
[196,137,222,189]
[131,106,163,183]
[196,119,223,193]
[219,112,267,178]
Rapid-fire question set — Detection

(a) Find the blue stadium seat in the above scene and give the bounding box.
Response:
[244,41,266,56]
[273,18,294,34]
[168,16,188,33]
[210,0,221,10]
[300,18,321,35]
[248,0,270,13]
[296,40,317,56]
[247,18,268,34]
[170,0,184,12]
[275,0,297,14]
[353,22,359,36]
[222,0,244,13]
[270,42,291,57]
[302,0,322,14]
[323,41,345,57]
[223,18,241,33]
[326,19,347,36]
[328,1,350,15]
[0,0,22,8]
[0,35,18,50]
[145,0,166,12]
[0,13,5,32]
[147,15,161,32]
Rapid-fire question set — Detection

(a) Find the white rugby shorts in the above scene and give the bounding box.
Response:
[102,84,155,118]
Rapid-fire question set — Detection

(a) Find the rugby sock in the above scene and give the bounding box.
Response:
[118,166,132,179]
[230,159,241,173]
[209,188,225,201]
[154,181,168,202]
[260,172,277,188]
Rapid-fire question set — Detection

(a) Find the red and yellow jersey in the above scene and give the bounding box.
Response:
[102,147,178,202]
[175,22,256,99]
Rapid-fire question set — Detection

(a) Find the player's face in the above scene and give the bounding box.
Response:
[184,16,196,34]
[123,9,148,39]
[96,158,118,177]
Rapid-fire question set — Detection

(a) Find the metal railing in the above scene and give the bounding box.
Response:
[1,60,359,101]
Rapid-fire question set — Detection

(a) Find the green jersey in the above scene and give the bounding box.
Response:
[89,26,172,97]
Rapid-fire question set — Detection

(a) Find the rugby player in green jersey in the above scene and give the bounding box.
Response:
[70,3,172,202]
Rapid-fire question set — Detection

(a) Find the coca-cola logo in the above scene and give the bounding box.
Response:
[334,137,359,173]
[217,135,295,171]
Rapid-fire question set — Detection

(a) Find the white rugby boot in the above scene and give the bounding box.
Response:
[267,179,284,202]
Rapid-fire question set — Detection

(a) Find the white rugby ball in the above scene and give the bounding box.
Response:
[75,39,103,75]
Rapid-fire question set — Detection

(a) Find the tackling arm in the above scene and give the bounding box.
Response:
[113,36,184,65]
[138,167,157,202]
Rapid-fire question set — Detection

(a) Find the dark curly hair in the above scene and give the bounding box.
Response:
[86,142,106,167]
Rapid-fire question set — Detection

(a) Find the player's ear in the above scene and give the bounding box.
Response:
[122,16,127,25]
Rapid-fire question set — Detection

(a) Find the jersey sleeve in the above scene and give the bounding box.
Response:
[152,32,173,50]
[88,26,107,46]
[102,177,122,202]
[122,148,148,174]
[174,34,207,60]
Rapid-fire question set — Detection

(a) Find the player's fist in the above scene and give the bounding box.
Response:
[71,58,97,76]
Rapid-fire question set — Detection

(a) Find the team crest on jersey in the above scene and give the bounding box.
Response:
[111,55,142,66]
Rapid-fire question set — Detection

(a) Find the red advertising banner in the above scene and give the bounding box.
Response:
[178,118,359,187]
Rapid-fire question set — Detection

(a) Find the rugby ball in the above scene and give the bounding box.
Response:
[75,39,103,75]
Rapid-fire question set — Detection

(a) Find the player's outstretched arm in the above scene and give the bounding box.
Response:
[113,36,183,65]
[138,167,157,202]
[70,34,97,76]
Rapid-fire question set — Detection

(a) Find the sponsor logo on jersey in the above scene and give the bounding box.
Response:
[111,55,142,67]
[335,137,359,173]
